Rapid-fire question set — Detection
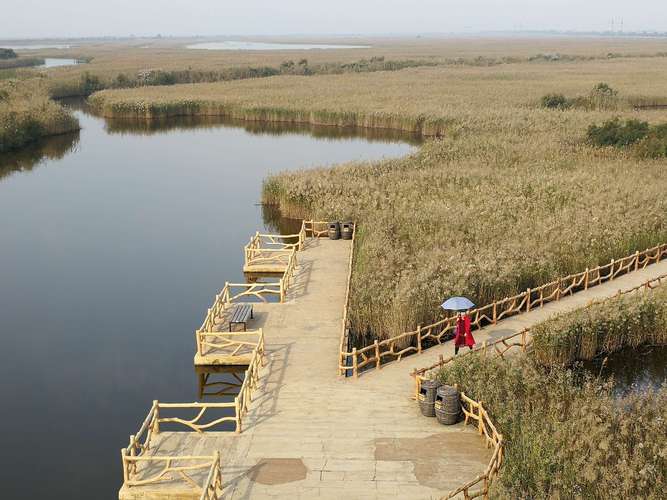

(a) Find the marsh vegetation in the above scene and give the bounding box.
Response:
[87,54,667,345]
[0,79,79,152]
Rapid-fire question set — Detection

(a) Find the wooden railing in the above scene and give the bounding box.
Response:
[341,242,667,377]
[412,272,667,499]
[196,328,265,360]
[338,223,356,376]
[200,452,224,500]
[302,219,329,238]
[443,395,503,500]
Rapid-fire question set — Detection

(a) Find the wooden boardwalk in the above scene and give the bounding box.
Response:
[119,234,667,500]
[120,238,491,500]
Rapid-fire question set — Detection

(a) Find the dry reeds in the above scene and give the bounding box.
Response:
[532,285,667,366]
[0,78,79,152]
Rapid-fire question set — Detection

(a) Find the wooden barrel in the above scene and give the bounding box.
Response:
[341,221,354,240]
[418,379,441,417]
[434,385,460,425]
[328,221,341,240]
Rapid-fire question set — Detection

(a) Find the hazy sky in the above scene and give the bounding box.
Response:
[2,0,667,39]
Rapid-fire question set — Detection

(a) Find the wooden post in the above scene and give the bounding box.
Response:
[556,279,561,301]
[235,398,241,433]
[374,340,380,369]
[584,268,589,290]
[352,348,358,378]
[610,258,615,281]
[416,325,422,353]
[635,251,640,271]
[121,448,129,482]
[478,403,484,435]
[526,289,531,311]
[152,400,160,434]
[492,302,497,324]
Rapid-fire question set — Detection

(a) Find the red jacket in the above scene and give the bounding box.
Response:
[455,315,476,347]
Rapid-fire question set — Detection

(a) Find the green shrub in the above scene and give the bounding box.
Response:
[587,118,649,147]
[635,123,667,158]
[0,48,17,59]
[540,93,570,109]
[80,72,103,95]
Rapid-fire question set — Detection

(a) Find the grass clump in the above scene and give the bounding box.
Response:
[438,354,667,499]
[532,286,667,366]
[587,117,649,147]
[587,118,667,158]
[540,93,570,109]
[0,79,79,153]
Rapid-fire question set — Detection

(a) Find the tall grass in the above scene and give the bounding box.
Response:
[0,79,79,153]
[0,57,44,70]
[532,285,667,366]
[438,354,667,499]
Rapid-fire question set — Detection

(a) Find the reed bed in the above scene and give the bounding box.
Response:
[27,35,667,97]
[0,79,79,152]
[89,56,667,343]
[532,285,667,366]
[438,353,667,499]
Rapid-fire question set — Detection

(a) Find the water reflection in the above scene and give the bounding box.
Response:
[102,114,423,144]
[582,345,667,397]
[0,130,80,182]
[261,204,304,235]
[196,365,246,400]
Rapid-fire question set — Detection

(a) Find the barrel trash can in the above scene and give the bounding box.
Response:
[341,221,354,240]
[434,385,460,425]
[328,221,341,240]
[418,379,442,417]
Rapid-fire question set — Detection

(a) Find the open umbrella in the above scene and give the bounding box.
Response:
[440,296,475,311]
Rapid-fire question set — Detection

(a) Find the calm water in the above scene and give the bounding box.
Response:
[582,346,667,397]
[39,57,81,68]
[0,102,415,499]
[186,41,371,51]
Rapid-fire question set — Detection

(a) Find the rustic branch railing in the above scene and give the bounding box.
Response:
[338,223,356,376]
[411,272,667,499]
[341,243,667,377]
[196,328,265,360]
[443,394,503,500]
[200,452,224,500]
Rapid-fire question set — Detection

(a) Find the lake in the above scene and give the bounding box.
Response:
[0,101,416,498]
[186,41,371,51]
[39,57,81,68]
[582,345,667,397]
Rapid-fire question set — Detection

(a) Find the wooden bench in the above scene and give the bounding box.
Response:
[229,304,254,332]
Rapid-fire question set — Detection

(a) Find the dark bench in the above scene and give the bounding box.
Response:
[229,304,254,332]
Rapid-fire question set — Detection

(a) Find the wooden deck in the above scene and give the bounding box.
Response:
[121,238,491,499]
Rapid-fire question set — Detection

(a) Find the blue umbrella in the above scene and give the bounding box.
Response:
[440,296,475,311]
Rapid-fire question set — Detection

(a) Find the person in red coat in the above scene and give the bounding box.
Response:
[454,311,476,354]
